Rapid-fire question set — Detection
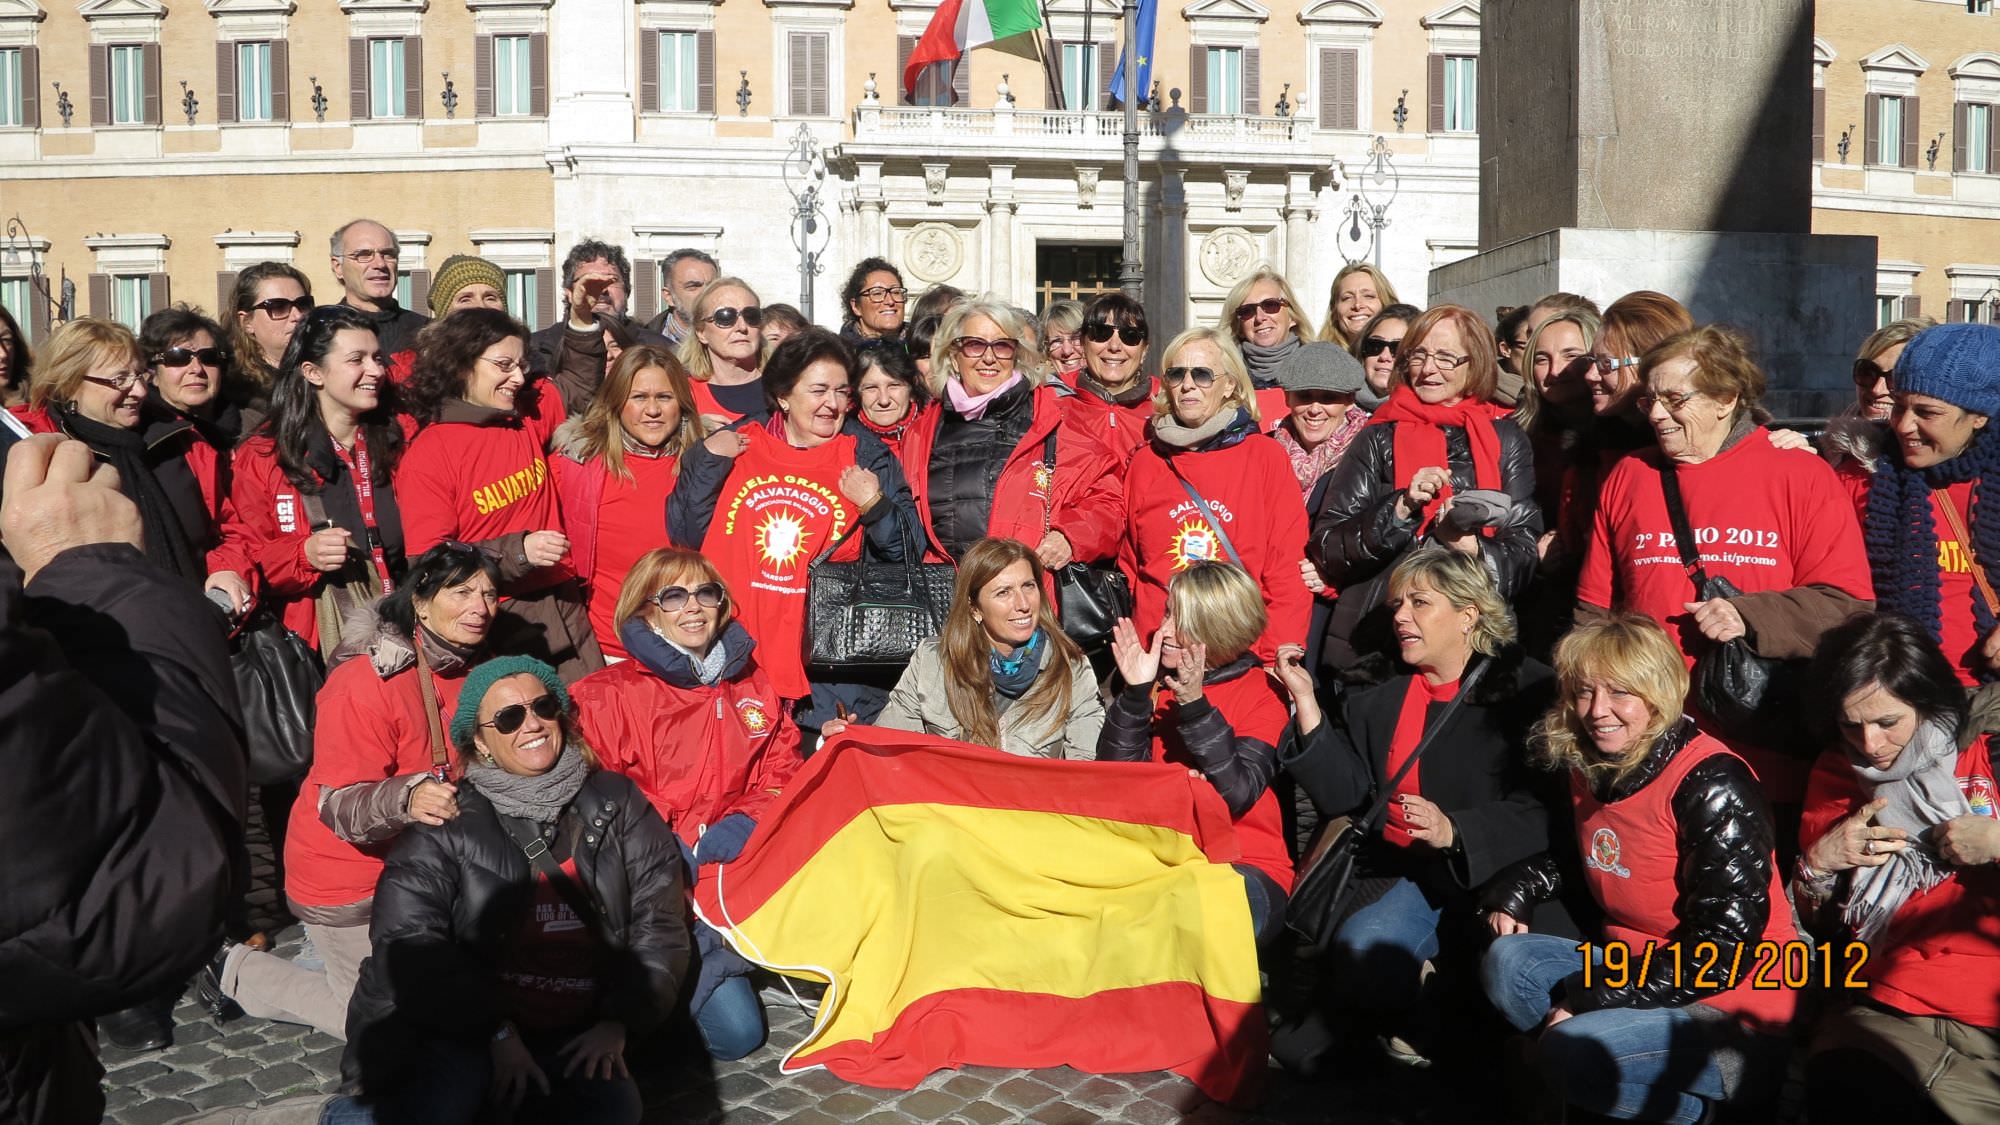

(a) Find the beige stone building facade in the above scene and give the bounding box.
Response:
[1814,0,2000,327]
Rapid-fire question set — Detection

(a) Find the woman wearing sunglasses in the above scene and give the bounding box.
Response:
[1823,317,1934,477]
[552,344,707,662]
[227,261,315,405]
[141,305,250,446]
[899,296,1125,577]
[1065,292,1157,468]
[678,275,769,427]
[401,307,605,682]
[1218,267,1317,426]
[335,654,686,1125]
[1121,327,1312,665]
[1310,304,1542,672]
[209,543,500,1043]
[1349,303,1420,413]
[573,548,803,1060]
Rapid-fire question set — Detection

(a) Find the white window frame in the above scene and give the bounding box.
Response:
[110,43,145,125]
[1970,102,1993,173]
[0,46,21,128]
[1061,41,1101,111]
[112,275,150,329]
[1876,295,1900,327]
[1205,45,1243,114]
[1299,0,1383,132]
[494,33,531,116]
[1443,53,1475,132]
[657,29,698,113]
[0,277,29,339]
[1876,94,1906,165]
[504,269,536,325]
[236,40,272,121]
[1860,44,1929,170]
[1947,265,2000,322]
[369,37,405,118]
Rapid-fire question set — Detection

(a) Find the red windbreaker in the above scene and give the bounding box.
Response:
[898,385,1126,564]
[1060,376,1158,472]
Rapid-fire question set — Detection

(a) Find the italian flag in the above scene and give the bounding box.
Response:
[902,0,1043,103]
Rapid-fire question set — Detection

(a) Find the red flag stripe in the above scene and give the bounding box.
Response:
[903,0,967,99]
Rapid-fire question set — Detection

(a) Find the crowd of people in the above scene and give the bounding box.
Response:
[1,218,1997,1125]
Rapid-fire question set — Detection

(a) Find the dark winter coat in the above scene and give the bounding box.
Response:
[527,314,670,418]
[353,299,431,358]
[342,769,689,1089]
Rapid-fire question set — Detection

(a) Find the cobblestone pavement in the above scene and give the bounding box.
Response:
[102,801,1494,1125]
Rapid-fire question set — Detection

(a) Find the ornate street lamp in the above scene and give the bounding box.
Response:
[1338,136,1399,269]
[781,123,831,321]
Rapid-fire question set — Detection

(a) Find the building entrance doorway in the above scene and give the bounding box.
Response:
[1035,243,1122,312]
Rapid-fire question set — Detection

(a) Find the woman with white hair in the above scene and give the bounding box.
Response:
[897,295,1125,570]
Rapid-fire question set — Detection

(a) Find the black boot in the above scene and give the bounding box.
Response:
[96,1003,170,1052]
[192,942,244,1022]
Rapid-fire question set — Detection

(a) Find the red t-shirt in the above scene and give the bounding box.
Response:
[499,857,601,1033]
[586,454,680,660]
[399,396,572,592]
[1146,669,1296,893]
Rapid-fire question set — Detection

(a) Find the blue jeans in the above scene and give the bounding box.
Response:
[318,1031,641,1125]
[1325,877,1442,1018]
[1483,932,1726,1125]
[695,973,768,1061]
[1236,864,1288,950]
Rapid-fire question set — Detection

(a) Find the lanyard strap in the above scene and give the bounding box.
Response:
[1935,486,2000,616]
[1163,456,1246,567]
[330,431,395,596]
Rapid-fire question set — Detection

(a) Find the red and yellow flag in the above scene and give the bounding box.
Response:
[691,727,1266,1104]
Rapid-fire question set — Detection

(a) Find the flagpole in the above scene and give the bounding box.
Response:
[1118,0,1143,300]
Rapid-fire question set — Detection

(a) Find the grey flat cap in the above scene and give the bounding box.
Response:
[1275,341,1366,396]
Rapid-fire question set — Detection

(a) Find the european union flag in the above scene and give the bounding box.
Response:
[1107,0,1157,107]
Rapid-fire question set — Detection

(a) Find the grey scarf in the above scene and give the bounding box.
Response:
[1239,336,1300,388]
[1356,380,1390,414]
[1842,718,1969,943]
[663,628,732,685]
[467,740,591,824]
[1151,408,1236,450]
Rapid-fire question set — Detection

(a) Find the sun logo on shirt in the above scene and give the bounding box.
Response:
[1168,519,1220,570]
[1033,461,1056,495]
[737,699,772,736]
[757,512,808,568]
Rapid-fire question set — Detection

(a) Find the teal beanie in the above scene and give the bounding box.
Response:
[450,655,570,751]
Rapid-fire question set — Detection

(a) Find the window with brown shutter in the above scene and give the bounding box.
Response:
[30,281,49,339]
[1189,46,1207,114]
[89,45,108,126]
[89,274,110,317]
[640,31,660,113]
[1864,93,1879,165]
[1319,48,1357,130]
[1949,299,1967,323]
[530,33,549,116]
[18,47,38,128]
[217,42,238,123]
[475,34,494,118]
[143,43,161,125]
[696,30,714,114]
[1244,47,1260,115]
[787,31,829,118]
[217,272,238,317]
[408,269,431,311]
[633,259,659,323]
[271,40,290,121]
[1096,43,1116,109]
[403,37,422,120]
[1812,87,1824,162]
[349,38,368,119]
[1957,101,1969,172]
[148,273,170,313]
[1903,96,1920,168]
[1427,52,1445,132]
[1903,295,1922,318]
[535,268,556,329]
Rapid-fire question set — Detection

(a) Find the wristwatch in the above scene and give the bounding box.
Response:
[493,1023,515,1043]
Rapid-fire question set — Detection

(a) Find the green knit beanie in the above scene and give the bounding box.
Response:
[451,655,570,751]
[428,254,508,320]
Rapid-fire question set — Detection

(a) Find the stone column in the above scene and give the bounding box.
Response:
[987,164,1017,297]
[1154,171,1189,341]
[1282,170,1317,282]
[548,0,635,146]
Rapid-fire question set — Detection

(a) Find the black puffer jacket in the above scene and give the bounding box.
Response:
[1481,719,1780,1013]
[354,299,431,358]
[1097,655,1277,816]
[926,380,1036,561]
[1307,418,1541,669]
[342,769,688,1088]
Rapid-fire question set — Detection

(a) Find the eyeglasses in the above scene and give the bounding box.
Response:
[652,582,727,612]
[1360,335,1401,358]
[1636,388,1702,413]
[1593,354,1643,373]
[342,248,400,265]
[154,347,228,369]
[1853,358,1891,386]
[81,369,153,392]
[1404,349,1470,372]
[953,336,1018,360]
[1165,366,1218,387]
[1083,323,1148,346]
[1233,297,1289,321]
[480,355,526,374]
[479,693,563,735]
[249,296,314,318]
[702,305,765,329]
[1044,332,1081,352]
[859,286,909,303]
[1289,389,1349,405]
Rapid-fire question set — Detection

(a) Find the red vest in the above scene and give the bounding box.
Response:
[702,426,859,699]
[1572,734,1798,1026]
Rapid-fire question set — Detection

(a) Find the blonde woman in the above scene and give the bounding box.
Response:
[1481,614,1799,1125]
[1319,262,1399,350]
[1823,316,1936,476]
[1040,299,1086,383]
[677,275,769,425]
[867,537,1103,758]
[1219,267,1317,423]
[899,294,1125,567]
[552,344,708,660]
[1119,326,1312,664]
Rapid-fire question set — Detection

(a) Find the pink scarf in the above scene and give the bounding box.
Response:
[945,373,1025,420]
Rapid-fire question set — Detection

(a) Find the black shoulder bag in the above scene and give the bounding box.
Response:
[1039,430,1132,652]
[1285,656,1489,954]
[1656,463,1803,750]
[803,517,957,669]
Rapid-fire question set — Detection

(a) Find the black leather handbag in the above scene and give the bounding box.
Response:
[230,610,326,786]
[1039,431,1131,652]
[1657,464,1804,749]
[1285,657,1488,953]
[804,522,957,669]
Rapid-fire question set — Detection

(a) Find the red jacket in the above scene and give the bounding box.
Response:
[398,391,572,593]
[898,384,1126,564]
[571,625,803,847]
[1799,739,2000,1027]
[284,638,467,909]
[1060,376,1157,472]
[1121,426,1313,664]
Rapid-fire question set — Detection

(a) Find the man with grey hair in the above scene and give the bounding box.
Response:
[329,218,431,356]
[645,248,719,344]
[526,238,669,414]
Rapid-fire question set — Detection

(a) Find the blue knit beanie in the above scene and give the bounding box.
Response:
[450,655,570,750]
[1893,323,2000,418]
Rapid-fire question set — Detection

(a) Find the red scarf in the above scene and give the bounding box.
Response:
[1368,384,1506,528]
[1382,674,1459,846]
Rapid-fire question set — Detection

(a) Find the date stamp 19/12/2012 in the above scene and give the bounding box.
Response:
[1577,940,1871,992]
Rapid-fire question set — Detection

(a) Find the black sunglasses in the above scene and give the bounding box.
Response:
[1083,322,1147,346]
[653,582,727,612]
[154,347,228,368]
[249,296,314,317]
[1360,336,1400,358]
[1853,358,1891,386]
[1165,366,1218,387]
[703,306,765,329]
[1233,297,1288,321]
[480,693,562,735]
